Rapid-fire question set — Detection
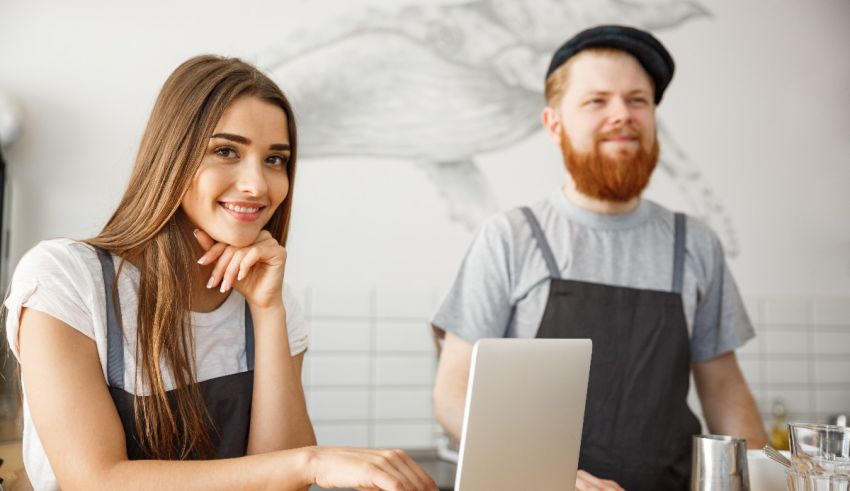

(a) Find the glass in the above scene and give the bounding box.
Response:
[786,469,850,491]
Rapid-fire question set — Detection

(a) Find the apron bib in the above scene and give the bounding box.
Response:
[521,208,701,491]
[96,249,254,459]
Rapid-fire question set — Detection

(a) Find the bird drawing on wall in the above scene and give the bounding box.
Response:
[262,0,739,256]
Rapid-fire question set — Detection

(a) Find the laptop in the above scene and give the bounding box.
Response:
[453,338,592,490]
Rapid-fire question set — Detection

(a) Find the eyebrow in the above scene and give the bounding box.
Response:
[582,89,651,97]
[211,133,291,151]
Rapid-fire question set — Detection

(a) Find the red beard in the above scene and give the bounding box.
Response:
[560,127,660,202]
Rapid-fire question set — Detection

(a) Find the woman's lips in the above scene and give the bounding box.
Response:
[219,202,265,222]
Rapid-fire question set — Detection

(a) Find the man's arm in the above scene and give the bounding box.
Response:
[693,351,767,448]
[432,330,474,443]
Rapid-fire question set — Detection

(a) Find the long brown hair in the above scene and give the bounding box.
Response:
[85,55,298,459]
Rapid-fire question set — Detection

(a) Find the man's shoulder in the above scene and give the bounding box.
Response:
[483,193,558,237]
[644,201,723,251]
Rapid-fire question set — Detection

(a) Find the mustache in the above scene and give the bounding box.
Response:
[595,128,641,141]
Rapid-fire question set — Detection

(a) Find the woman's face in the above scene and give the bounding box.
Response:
[181,96,291,247]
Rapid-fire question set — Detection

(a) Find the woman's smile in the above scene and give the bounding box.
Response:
[219,201,267,222]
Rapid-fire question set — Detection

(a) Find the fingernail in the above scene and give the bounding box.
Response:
[220,280,229,293]
[192,229,199,238]
[197,256,206,265]
[237,270,244,281]
[206,276,215,289]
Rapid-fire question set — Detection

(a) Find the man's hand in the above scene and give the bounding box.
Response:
[575,470,624,491]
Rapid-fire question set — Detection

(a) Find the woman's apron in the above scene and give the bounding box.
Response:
[95,249,254,459]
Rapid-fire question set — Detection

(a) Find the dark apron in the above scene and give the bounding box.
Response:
[95,249,255,459]
[521,208,701,491]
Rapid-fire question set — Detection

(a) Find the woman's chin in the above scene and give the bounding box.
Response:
[208,230,260,248]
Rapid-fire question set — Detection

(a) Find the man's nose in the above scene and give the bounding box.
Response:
[606,97,631,125]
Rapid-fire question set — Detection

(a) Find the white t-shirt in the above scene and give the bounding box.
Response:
[4,238,309,490]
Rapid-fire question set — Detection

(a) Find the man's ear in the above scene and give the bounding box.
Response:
[541,106,562,145]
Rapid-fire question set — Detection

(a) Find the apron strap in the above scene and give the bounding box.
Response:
[520,207,561,279]
[244,303,255,371]
[95,247,125,390]
[672,212,686,294]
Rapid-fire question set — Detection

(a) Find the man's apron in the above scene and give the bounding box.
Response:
[96,248,255,459]
[521,208,701,490]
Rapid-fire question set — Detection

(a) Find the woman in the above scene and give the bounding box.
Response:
[4,55,436,491]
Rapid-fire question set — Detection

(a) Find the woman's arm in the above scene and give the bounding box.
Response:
[246,303,315,453]
[19,308,436,491]
[195,229,315,453]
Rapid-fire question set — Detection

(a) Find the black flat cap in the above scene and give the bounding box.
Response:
[546,25,675,104]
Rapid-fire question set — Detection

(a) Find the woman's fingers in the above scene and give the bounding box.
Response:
[197,241,227,267]
[208,246,236,290]
[386,449,435,490]
[220,249,246,293]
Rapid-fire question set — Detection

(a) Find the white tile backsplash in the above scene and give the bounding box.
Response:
[309,354,371,386]
[764,359,810,385]
[309,319,371,352]
[812,299,850,326]
[374,389,433,420]
[815,389,850,414]
[763,329,809,355]
[813,359,850,385]
[765,388,814,416]
[375,320,434,353]
[812,330,850,355]
[300,287,850,445]
[375,286,436,318]
[308,389,371,421]
[311,286,372,317]
[314,423,371,447]
[372,422,435,449]
[763,298,810,326]
[374,355,435,386]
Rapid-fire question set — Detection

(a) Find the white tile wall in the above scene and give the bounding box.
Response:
[313,423,370,447]
[742,297,850,425]
[374,356,435,386]
[373,422,436,448]
[309,320,371,352]
[301,287,850,449]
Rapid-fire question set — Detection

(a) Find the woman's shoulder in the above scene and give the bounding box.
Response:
[15,238,97,274]
[14,238,100,281]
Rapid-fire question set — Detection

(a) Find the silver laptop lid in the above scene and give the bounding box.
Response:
[454,338,592,491]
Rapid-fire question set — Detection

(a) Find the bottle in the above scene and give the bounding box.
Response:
[769,398,789,451]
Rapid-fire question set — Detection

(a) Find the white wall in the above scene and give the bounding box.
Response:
[1,0,848,447]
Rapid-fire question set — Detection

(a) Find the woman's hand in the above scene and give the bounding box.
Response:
[575,470,624,491]
[194,228,286,309]
[305,447,438,491]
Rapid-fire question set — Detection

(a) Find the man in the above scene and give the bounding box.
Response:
[431,25,767,491]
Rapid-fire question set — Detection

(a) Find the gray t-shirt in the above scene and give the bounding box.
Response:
[432,190,754,362]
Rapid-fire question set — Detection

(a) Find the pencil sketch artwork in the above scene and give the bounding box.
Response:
[262,0,740,256]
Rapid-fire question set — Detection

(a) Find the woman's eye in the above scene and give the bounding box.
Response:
[214,147,237,158]
[267,155,290,167]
